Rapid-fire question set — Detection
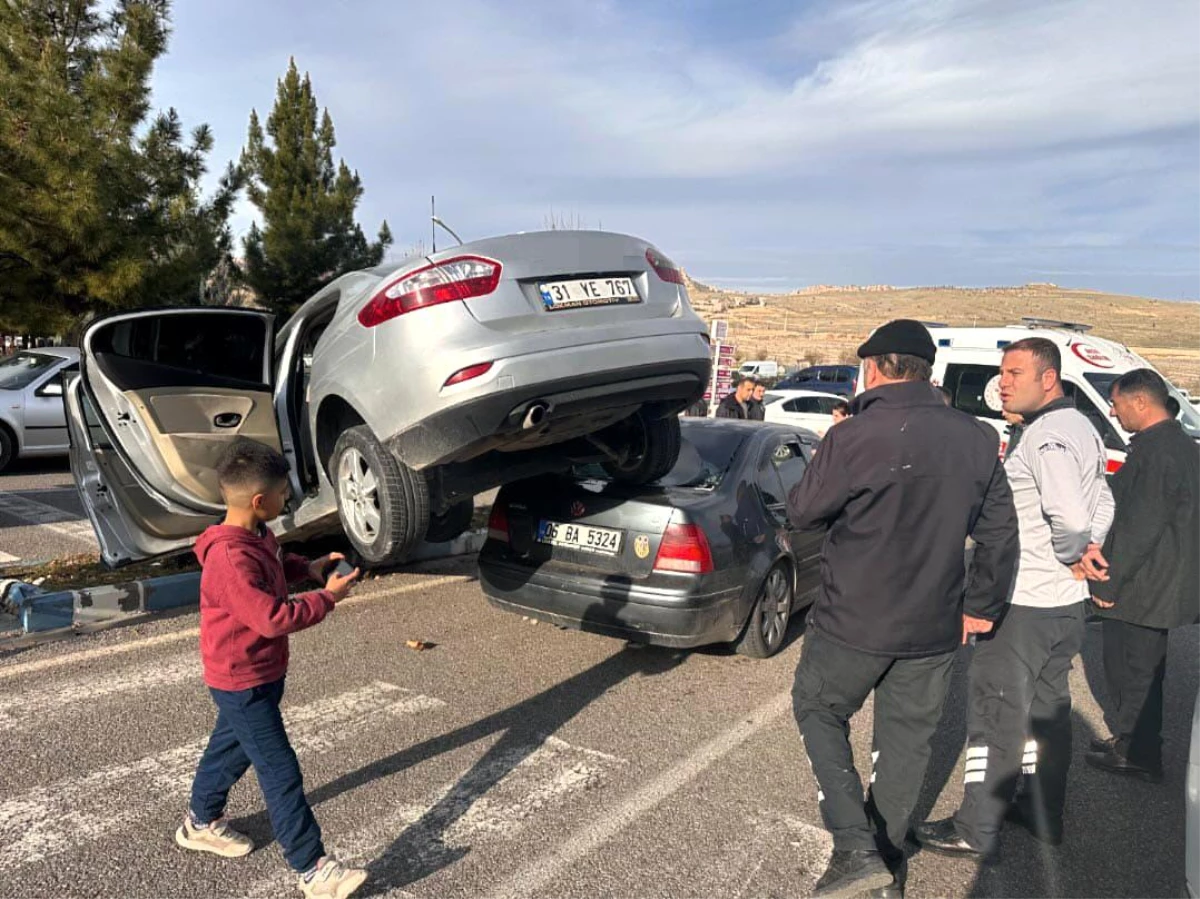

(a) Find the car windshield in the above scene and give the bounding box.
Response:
[1084,372,1200,440]
[576,426,748,489]
[0,352,58,390]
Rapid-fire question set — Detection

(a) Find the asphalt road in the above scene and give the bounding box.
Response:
[0,458,95,565]
[0,558,1194,899]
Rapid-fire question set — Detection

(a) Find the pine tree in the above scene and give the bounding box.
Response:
[240,59,392,315]
[0,0,239,334]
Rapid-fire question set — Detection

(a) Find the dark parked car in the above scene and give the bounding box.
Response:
[479,419,822,658]
[773,364,857,396]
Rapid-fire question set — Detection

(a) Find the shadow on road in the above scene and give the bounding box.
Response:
[921,621,1197,899]
[231,641,688,894]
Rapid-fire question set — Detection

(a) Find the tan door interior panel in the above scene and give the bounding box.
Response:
[124,387,282,504]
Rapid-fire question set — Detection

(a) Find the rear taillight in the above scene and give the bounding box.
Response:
[444,362,493,387]
[646,247,684,284]
[653,519,713,574]
[358,255,502,328]
[487,504,510,542]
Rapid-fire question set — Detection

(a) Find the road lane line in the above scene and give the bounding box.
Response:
[0,574,471,681]
[0,682,446,868]
[0,492,96,544]
[0,656,198,730]
[488,691,793,899]
[242,736,628,899]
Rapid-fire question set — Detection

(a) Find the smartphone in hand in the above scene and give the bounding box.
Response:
[323,558,357,580]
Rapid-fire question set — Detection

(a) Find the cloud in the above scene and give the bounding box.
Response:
[149,0,1199,297]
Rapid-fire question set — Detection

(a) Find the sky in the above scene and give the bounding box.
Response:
[150,0,1200,299]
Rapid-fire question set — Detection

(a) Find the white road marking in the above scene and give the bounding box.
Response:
[0,551,18,564]
[0,682,446,868]
[0,655,198,730]
[488,691,793,899]
[241,736,628,899]
[0,492,96,545]
[0,574,472,681]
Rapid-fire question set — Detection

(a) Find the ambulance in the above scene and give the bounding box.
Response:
[857,317,1200,472]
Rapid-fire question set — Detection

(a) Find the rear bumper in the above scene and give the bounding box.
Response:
[478,555,744,648]
[387,336,710,469]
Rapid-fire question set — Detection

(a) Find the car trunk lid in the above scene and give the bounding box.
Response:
[498,478,713,579]
[442,231,689,337]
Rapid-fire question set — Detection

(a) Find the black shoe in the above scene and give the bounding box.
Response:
[813,849,895,898]
[1004,799,1063,846]
[1090,734,1116,753]
[912,818,995,861]
[1085,747,1164,783]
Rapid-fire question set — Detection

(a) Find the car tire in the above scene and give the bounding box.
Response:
[425,499,474,544]
[734,563,794,659]
[331,426,429,565]
[0,426,13,473]
[602,411,682,485]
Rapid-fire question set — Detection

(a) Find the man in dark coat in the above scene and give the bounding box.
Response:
[716,377,755,419]
[786,319,1019,898]
[1087,368,1200,782]
[747,382,767,421]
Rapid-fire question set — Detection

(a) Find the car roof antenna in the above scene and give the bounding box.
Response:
[430,196,464,252]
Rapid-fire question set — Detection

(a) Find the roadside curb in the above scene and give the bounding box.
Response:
[10,529,487,635]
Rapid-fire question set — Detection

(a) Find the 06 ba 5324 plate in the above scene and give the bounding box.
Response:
[537,520,623,555]
[539,277,640,311]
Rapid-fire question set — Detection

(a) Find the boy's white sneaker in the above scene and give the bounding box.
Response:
[175,816,255,858]
[298,857,368,899]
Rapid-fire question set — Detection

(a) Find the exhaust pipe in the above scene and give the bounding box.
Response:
[521,402,549,430]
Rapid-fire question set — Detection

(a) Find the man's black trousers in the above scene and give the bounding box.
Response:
[792,630,955,860]
[1102,618,1169,769]
[953,602,1085,853]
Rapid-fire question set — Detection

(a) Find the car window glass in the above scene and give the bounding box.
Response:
[943,363,1003,420]
[35,362,77,396]
[575,425,747,489]
[834,370,851,382]
[1062,382,1126,452]
[773,442,809,495]
[758,439,787,507]
[0,352,58,391]
[93,314,268,385]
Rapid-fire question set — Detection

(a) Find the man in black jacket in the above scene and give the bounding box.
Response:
[747,382,767,421]
[1088,368,1200,782]
[787,320,1019,898]
[716,377,755,419]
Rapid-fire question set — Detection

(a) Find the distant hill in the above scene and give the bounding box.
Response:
[683,276,1200,391]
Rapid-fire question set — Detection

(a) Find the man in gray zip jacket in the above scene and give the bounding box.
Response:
[917,337,1114,858]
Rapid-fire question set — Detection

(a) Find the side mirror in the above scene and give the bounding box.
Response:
[40,381,64,397]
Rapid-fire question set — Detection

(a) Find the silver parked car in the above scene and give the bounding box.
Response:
[65,230,711,566]
[0,347,80,472]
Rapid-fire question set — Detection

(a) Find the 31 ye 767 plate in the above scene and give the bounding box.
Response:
[539,277,640,311]
[536,520,623,555]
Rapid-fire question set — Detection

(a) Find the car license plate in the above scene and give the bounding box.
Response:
[537,520,623,554]
[539,277,640,311]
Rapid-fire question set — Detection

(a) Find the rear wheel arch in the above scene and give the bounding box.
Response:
[315,395,367,478]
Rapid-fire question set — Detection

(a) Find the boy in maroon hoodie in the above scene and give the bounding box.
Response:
[174,439,367,899]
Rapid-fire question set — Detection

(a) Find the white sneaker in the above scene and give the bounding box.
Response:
[298,857,368,899]
[175,816,254,858]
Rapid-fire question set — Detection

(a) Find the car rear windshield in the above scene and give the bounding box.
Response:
[0,352,58,391]
[1085,372,1200,440]
[576,426,747,489]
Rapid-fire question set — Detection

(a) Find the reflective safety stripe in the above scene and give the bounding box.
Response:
[1022,763,1037,775]
[965,770,987,784]
[817,789,825,802]
[964,760,988,773]
[1024,739,1038,753]
[966,746,989,760]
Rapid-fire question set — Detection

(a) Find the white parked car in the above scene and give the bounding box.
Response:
[0,347,79,472]
[762,389,846,437]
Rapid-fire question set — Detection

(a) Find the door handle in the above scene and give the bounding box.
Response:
[213,412,243,429]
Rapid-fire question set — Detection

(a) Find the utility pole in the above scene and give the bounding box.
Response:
[431,195,436,253]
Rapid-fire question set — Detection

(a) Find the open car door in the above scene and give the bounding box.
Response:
[66,309,280,567]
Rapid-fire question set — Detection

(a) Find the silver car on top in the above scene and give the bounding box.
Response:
[66,230,712,567]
